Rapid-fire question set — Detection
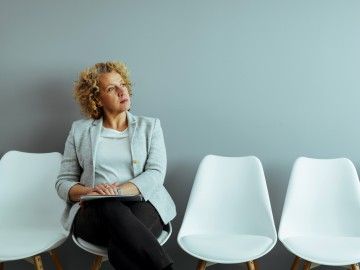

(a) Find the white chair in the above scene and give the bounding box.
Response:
[279,157,360,270]
[72,221,172,270]
[177,155,277,270]
[0,151,68,270]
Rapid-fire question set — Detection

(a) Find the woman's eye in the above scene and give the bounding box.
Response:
[108,87,115,92]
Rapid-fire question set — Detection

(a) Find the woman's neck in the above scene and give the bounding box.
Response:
[102,111,128,131]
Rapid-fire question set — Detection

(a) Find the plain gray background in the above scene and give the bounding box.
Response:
[1,0,360,269]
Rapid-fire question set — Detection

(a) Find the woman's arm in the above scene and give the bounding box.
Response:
[118,182,140,196]
[68,184,94,202]
[129,119,167,200]
[55,122,83,203]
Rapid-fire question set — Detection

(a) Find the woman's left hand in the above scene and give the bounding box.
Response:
[94,183,119,195]
[116,182,140,196]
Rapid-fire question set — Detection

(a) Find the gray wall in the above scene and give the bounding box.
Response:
[1,0,360,269]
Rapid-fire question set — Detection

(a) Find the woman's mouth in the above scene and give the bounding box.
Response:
[120,99,128,104]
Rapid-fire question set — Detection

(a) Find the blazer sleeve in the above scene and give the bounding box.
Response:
[55,122,82,202]
[130,119,167,201]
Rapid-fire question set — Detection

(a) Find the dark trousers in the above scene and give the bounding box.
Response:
[73,199,173,270]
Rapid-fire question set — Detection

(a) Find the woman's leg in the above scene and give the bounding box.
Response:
[127,201,173,266]
[73,200,173,270]
[101,200,173,270]
[72,200,109,246]
[127,201,164,237]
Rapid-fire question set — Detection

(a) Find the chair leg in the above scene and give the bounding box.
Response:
[91,255,103,270]
[247,260,256,270]
[351,264,360,270]
[303,261,311,270]
[0,262,3,270]
[196,259,207,270]
[49,249,63,270]
[33,255,44,270]
[291,256,301,270]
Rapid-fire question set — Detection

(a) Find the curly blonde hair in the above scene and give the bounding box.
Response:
[74,61,132,119]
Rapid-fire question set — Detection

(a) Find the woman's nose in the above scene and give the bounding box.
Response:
[115,86,124,95]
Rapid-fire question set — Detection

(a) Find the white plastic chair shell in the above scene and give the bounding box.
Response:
[279,157,360,266]
[0,151,68,262]
[177,155,277,265]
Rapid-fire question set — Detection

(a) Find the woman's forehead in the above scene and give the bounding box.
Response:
[99,71,123,86]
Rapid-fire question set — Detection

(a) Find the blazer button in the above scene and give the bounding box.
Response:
[132,160,139,164]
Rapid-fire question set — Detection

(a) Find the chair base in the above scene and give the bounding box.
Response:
[291,256,359,270]
[196,259,258,269]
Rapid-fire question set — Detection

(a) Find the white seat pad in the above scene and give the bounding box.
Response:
[179,234,274,264]
[0,227,66,261]
[282,236,360,266]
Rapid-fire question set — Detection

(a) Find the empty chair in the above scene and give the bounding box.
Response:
[177,155,277,270]
[0,151,68,270]
[72,222,172,270]
[279,157,360,270]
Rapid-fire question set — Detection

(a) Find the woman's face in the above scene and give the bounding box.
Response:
[98,71,131,115]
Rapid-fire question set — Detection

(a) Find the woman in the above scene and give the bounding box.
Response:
[55,61,176,270]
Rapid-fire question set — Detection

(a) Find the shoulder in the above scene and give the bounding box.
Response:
[135,115,158,126]
[129,113,163,135]
[129,112,160,128]
[71,118,94,129]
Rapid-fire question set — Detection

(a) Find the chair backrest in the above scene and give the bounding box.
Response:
[0,151,65,229]
[279,157,360,240]
[178,155,276,240]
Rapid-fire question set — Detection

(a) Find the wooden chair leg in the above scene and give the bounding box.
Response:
[247,260,256,270]
[352,264,360,270]
[33,255,44,270]
[0,262,3,270]
[49,249,63,270]
[91,255,103,270]
[291,256,301,270]
[303,261,311,270]
[196,259,207,270]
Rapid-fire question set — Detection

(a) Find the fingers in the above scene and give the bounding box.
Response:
[94,183,119,195]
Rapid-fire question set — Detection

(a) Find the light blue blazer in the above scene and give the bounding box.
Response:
[55,111,176,230]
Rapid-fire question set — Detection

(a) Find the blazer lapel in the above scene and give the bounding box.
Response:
[127,111,138,175]
[90,117,103,185]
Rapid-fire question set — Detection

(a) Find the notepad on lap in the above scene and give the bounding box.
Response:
[80,194,144,202]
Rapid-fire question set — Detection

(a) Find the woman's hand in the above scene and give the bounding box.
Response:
[93,183,120,195]
[117,182,140,196]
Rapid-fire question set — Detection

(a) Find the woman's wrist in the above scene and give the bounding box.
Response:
[117,187,123,195]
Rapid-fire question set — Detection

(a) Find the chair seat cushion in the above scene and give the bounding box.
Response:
[282,236,360,265]
[178,233,274,263]
[0,227,67,261]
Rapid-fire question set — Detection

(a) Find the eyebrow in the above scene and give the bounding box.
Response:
[105,82,124,89]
